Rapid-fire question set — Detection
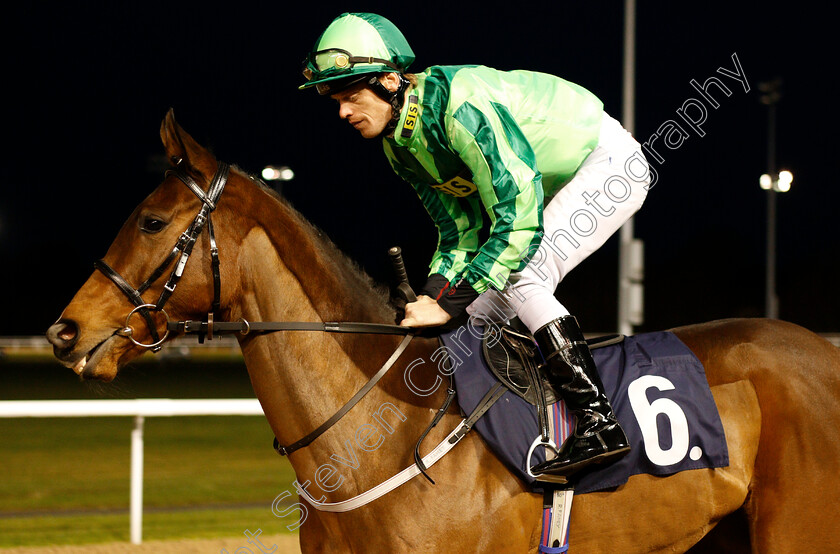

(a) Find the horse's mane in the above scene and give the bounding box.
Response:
[235,167,395,319]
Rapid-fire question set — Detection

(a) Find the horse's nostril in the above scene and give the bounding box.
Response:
[47,319,80,349]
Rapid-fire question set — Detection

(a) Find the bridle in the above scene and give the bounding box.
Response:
[94,159,229,352]
[94,159,415,458]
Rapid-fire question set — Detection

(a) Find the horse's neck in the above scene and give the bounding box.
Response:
[224,184,423,484]
[233,224,379,407]
[236,184,393,325]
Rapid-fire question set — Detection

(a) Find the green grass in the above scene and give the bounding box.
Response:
[0,356,302,547]
[0,507,295,547]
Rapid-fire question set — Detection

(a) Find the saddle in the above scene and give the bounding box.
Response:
[482,320,624,407]
[435,324,729,495]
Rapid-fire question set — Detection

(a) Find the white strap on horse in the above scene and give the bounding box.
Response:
[294,418,468,512]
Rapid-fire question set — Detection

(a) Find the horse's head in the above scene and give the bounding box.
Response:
[46,110,236,381]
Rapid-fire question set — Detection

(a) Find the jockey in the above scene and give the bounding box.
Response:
[300,12,651,480]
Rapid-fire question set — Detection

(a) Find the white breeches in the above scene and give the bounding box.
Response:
[467,112,651,333]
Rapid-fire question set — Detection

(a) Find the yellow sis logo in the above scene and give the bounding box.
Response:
[431,175,478,198]
[401,96,420,139]
[404,103,419,131]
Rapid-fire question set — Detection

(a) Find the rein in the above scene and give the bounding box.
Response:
[94,160,414,459]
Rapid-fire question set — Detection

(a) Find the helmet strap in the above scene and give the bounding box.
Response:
[365,74,411,138]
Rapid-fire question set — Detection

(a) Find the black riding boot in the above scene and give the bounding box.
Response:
[529,315,630,479]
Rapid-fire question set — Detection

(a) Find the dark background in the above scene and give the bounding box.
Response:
[2,1,834,336]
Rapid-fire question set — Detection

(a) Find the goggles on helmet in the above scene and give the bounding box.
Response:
[302,48,401,82]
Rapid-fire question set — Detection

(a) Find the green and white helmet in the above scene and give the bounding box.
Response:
[300,12,415,96]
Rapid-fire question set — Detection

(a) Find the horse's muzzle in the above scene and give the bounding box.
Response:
[46,318,100,376]
[46,319,80,357]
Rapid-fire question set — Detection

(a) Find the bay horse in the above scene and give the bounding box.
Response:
[47,111,840,552]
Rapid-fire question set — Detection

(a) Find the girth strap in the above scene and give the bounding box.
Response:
[448,382,507,444]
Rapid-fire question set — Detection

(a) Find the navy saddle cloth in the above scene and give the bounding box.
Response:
[440,327,729,494]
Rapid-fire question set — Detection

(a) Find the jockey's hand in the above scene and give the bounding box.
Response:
[400,295,452,328]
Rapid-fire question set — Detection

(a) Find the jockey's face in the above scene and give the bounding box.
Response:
[331,74,399,139]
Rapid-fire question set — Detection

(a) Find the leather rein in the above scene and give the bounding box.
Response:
[94,161,414,458]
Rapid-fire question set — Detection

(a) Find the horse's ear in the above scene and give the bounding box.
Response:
[160,108,217,179]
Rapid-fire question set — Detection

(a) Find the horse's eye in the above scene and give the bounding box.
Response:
[141,217,167,233]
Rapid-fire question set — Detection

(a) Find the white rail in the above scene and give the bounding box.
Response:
[0,399,264,545]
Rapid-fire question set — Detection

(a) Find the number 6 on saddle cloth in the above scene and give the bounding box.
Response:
[439,324,730,494]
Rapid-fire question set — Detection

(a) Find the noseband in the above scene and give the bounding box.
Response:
[94,160,229,351]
